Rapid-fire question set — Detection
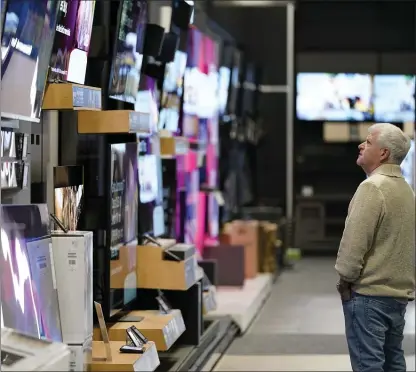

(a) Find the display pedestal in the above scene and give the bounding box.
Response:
[42,83,102,111]
[136,279,204,346]
[136,241,198,290]
[90,341,159,372]
[109,310,185,351]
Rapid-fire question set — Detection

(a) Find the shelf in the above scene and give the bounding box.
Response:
[42,83,102,111]
[77,110,152,135]
[160,136,189,156]
[90,340,160,372]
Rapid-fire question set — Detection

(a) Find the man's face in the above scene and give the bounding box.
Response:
[357,131,389,173]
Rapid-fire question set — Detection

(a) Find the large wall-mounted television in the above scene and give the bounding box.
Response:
[0,204,62,342]
[48,0,96,84]
[373,75,415,123]
[108,0,147,104]
[158,50,187,133]
[296,73,373,122]
[137,135,165,239]
[1,0,59,121]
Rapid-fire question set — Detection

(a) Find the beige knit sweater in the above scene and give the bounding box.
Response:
[335,164,415,299]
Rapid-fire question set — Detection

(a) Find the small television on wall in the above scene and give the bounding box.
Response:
[137,135,165,240]
[373,75,415,123]
[108,0,147,104]
[135,75,159,133]
[53,165,84,231]
[48,0,96,84]
[296,73,373,122]
[158,50,187,133]
[1,0,59,121]
[0,204,63,342]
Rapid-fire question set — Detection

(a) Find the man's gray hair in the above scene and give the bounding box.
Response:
[369,123,411,164]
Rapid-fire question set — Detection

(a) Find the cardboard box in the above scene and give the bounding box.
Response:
[224,220,259,278]
[90,341,159,372]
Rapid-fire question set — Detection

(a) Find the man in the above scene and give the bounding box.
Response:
[335,123,415,372]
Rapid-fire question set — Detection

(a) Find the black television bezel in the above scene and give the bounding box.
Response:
[295,72,375,123]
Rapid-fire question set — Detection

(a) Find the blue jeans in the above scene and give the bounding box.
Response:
[342,292,408,372]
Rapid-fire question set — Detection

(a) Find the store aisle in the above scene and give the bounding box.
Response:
[215,258,416,371]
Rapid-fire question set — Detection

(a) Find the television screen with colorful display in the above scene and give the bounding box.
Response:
[49,0,96,84]
[1,0,59,121]
[108,142,139,313]
[137,136,164,238]
[0,204,62,342]
[373,75,415,123]
[108,0,147,104]
[159,50,187,133]
[135,75,159,133]
[296,73,373,122]
[53,165,84,231]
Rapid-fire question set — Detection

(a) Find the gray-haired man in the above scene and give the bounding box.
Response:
[335,123,415,372]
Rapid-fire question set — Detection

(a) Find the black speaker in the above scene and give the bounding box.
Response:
[157,32,179,63]
[171,0,193,30]
[142,23,165,57]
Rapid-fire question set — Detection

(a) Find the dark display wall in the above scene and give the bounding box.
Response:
[209,1,416,213]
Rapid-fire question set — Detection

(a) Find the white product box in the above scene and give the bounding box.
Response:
[68,337,92,372]
[51,231,93,344]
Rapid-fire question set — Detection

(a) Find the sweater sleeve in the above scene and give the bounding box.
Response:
[335,181,385,282]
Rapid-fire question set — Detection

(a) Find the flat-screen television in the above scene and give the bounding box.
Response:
[135,75,159,133]
[159,50,187,133]
[401,139,415,189]
[1,0,59,121]
[218,66,231,116]
[296,73,373,122]
[108,142,139,315]
[373,75,415,123]
[48,0,96,84]
[108,0,147,104]
[0,204,62,342]
[137,135,164,238]
[184,167,199,244]
[53,165,84,231]
[227,48,241,116]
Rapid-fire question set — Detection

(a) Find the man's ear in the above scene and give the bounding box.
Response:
[380,148,390,162]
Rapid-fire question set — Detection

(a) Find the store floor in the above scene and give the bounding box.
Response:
[214,257,416,371]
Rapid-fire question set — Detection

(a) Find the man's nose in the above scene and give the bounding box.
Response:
[358,142,364,150]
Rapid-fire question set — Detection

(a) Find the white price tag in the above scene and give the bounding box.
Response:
[68,251,77,270]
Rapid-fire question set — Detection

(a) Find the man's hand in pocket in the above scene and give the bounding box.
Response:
[337,279,352,301]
